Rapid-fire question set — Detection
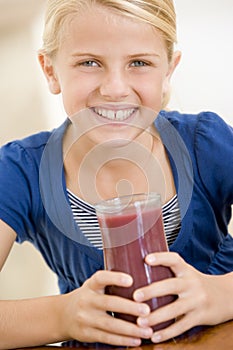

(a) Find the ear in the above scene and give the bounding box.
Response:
[162,50,182,96]
[38,53,61,95]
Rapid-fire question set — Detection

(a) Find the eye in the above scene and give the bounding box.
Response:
[130,60,148,67]
[79,60,99,67]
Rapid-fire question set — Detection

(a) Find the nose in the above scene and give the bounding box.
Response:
[99,69,130,100]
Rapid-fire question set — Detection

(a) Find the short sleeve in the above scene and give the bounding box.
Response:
[195,112,233,207]
[0,142,38,242]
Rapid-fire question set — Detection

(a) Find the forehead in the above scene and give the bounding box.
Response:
[66,3,148,28]
[59,4,166,54]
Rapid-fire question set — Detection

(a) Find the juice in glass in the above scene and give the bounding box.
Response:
[95,193,176,331]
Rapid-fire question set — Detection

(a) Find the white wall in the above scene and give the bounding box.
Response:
[0,1,59,298]
[169,0,233,126]
[0,1,232,299]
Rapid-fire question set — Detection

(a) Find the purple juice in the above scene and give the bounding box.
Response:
[98,207,176,331]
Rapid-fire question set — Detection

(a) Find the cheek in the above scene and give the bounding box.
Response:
[59,80,88,116]
[139,80,164,110]
[65,75,99,100]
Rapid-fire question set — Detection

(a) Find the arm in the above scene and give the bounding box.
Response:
[0,221,152,349]
[0,220,16,271]
[133,252,233,343]
[0,220,63,349]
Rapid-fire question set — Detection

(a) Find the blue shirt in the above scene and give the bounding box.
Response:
[0,110,233,294]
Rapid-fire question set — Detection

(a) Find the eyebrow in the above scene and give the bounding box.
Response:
[71,52,161,59]
[127,53,161,58]
[71,53,102,58]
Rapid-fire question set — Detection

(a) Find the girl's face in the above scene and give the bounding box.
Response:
[40,5,180,146]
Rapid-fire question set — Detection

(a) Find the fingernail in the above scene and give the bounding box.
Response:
[147,255,156,264]
[138,317,149,326]
[141,328,152,338]
[152,333,162,343]
[134,290,144,301]
[121,275,132,285]
[131,338,141,347]
[138,304,150,316]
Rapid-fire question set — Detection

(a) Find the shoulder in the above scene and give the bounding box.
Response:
[0,132,52,202]
[157,109,232,147]
[0,120,68,166]
[159,110,233,204]
[158,109,231,131]
[0,130,52,167]
[194,112,233,204]
[0,121,68,240]
[0,120,68,196]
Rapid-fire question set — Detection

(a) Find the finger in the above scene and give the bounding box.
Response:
[95,313,153,340]
[138,296,192,329]
[95,293,150,317]
[79,325,142,347]
[150,313,196,343]
[79,311,153,345]
[145,252,193,277]
[133,277,181,302]
[86,270,133,290]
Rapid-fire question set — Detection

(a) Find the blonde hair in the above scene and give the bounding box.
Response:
[40,0,177,61]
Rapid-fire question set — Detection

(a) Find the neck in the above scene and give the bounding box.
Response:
[63,123,165,203]
[64,122,156,172]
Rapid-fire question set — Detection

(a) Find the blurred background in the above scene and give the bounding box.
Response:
[0,0,233,299]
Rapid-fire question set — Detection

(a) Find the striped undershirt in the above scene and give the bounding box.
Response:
[67,190,181,249]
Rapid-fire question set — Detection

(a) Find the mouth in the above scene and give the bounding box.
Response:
[92,107,137,122]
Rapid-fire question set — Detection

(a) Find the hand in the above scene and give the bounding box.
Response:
[133,252,233,343]
[61,270,153,346]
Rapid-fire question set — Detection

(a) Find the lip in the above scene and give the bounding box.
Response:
[91,103,139,110]
[90,105,139,124]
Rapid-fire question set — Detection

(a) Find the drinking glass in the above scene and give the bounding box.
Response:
[95,193,176,331]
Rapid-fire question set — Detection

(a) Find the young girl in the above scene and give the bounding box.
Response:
[0,0,233,348]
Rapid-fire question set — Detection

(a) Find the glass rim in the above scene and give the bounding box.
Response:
[94,192,161,213]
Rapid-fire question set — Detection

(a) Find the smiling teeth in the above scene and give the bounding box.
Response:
[94,108,135,121]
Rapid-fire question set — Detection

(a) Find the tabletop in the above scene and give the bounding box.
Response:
[14,319,233,350]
